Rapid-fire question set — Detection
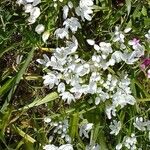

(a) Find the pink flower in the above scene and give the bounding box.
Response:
[128,38,140,49]
[140,58,150,69]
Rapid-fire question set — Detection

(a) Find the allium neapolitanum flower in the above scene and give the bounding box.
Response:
[109,120,121,135]
[79,123,93,138]
[43,144,73,150]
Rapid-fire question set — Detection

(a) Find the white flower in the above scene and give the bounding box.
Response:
[86,144,100,150]
[54,28,69,39]
[54,47,68,60]
[124,133,137,150]
[75,63,90,76]
[60,91,75,104]
[36,54,50,67]
[112,92,135,108]
[128,38,141,50]
[43,144,73,150]
[43,144,58,150]
[47,56,65,71]
[109,120,121,135]
[66,36,78,54]
[58,82,65,93]
[80,0,94,8]
[42,31,50,43]
[106,105,116,119]
[111,51,123,63]
[75,0,94,21]
[59,144,73,150]
[133,117,146,131]
[99,42,112,54]
[79,123,93,138]
[44,117,51,123]
[28,7,40,24]
[35,24,45,34]
[43,73,59,89]
[63,17,81,33]
[113,26,125,43]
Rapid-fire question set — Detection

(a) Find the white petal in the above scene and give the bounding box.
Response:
[87,39,95,45]
[124,27,132,33]
[68,1,73,8]
[94,44,100,51]
[95,97,100,105]
[35,24,45,34]
[63,5,69,19]
[42,31,50,43]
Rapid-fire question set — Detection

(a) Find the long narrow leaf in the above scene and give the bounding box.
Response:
[1,48,35,112]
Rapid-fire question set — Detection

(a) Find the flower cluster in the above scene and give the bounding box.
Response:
[43,144,73,150]
[18,0,150,149]
[44,118,71,143]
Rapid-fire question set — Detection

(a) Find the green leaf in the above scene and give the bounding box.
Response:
[0,78,14,96]
[125,0,131,15]
[1,48,35,112]
[0,108,12,136]
[69,112,79,139]
[20,92,58,110]
[141,6,147,16]
[12,125,36,143]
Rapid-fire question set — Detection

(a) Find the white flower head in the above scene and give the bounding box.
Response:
[58,82,65,93]
[43,144,58,150]
[60,91,75,104]
[36,54,50,67]
[133,117,146,131]
[113,26,125,43]
[54,28,69,39]
[124,133,137,150]
[63,17,81,33]
[86,144,100,150]
[79,123,93,138]
[109,120,121,135]
[43,72,59,89]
